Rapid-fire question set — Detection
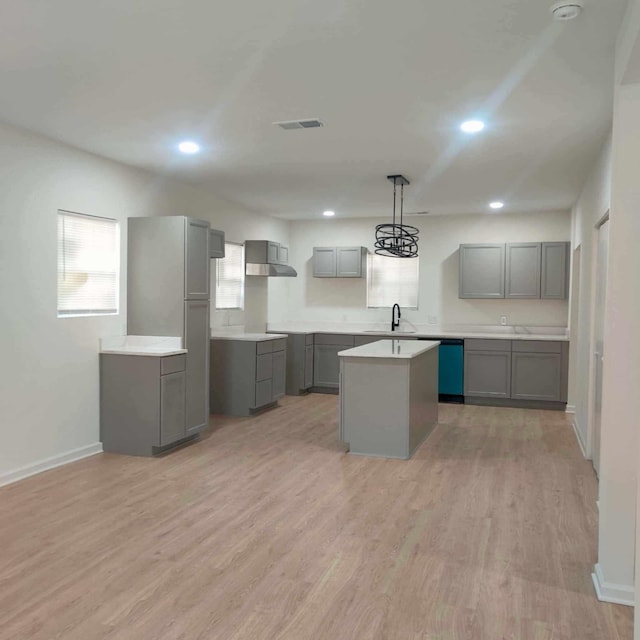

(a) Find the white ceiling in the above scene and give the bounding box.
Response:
[0,0,628,219]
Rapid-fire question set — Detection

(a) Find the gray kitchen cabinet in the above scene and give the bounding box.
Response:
[304,344,314,388]
[313,334,355,390]
[127,216,211,444]
[459,244,506,299]
[464,339,511,398]
[284,333,314,395]
[312,247,367,278]
[209,228,225,259]
[245,240,282,265]
[100,353,188,456]
[511,341,568,402]
[185,218,211,300]
[541,242,569,299]
[210,338,287,416]
[184,300,209,434]
[278,245,289,264]
[313,247,337,277]
[505,243,541,299]
[337,247,367,277]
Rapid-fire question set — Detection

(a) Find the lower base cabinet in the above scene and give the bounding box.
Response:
[210,338,286,416]
[284,334,314,395]
[313,334,355,390]
[100,353,190,456]
[464,339,568,408]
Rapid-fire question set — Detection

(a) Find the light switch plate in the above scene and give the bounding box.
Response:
[500,316,507,326]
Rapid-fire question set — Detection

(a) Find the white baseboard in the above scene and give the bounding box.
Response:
[565,404,576,414]
[592,563,635,607]
[0,443,103,487]
[571,418,589,459]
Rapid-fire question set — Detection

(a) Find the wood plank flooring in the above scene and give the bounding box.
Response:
[0,396,632,639]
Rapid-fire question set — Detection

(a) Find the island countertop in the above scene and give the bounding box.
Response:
[338,339,440,360]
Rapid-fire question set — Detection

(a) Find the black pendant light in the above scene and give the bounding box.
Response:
[374,175,419,258]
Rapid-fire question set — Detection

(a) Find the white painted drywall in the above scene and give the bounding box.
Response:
[288,211,570,327]
[0,121,288,481]
[568,135,612,453]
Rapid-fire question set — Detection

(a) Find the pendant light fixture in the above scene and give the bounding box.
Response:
[374,175,419,258]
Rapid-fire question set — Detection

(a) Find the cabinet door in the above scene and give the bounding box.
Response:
[256,353,273,382]
[304,344,314,388]
[160,371,186,446]
[254,379,272,408]
[511,352,561,401]
[336,247,363,277]
[505,243,541,299]
[278,246,289,265]
[184,300,209,434]
[209,228,225,259]
[268,242,280,264]
[541,242,568,299]
[185,218,210,299]
[313,344,342,388]
[313,247,337,277]
[272,350,286,400]
[464,350,511,398]
[459,244,505,299]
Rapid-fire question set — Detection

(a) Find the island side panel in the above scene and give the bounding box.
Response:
[340,357,410,459]
[408,346,439,456]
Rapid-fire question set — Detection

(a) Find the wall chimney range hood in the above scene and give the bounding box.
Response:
[245,240,297,277]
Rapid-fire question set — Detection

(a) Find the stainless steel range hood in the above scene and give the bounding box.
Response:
[246,262,297,277]
[244,240,298,277]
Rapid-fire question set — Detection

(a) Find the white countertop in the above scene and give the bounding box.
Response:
[267,322,569,342]
[100,336,186,357]
[339,339,440,359]
[210,331,288,342]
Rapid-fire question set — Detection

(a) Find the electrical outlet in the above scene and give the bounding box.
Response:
[500,316,507,326]
[428,315,438,325]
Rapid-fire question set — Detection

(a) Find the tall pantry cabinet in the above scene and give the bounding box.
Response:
[127,216,211,435]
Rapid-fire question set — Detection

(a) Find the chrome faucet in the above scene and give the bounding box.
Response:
[391,303,401,332]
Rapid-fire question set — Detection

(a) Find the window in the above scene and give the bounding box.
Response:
[57,210,119,317]
[216,242,244,309]
[367,254,419,308]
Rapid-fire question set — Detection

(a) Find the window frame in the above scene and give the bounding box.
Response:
[366,253,420,310]
[215,241,245,311]
[57,210,120,318]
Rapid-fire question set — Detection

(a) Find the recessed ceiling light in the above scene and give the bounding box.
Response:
[460,120,485,134]
[323,210,335,217]
[490,201,505,210]
[178,141,200,154]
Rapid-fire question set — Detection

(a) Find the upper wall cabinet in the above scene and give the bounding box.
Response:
[541,242,568,299]
[313,247,367,278]
[245,240,289,265]
[459,244,506,299]
[209,228,225,259]
[505,243,542,299]
[459,242,569,300]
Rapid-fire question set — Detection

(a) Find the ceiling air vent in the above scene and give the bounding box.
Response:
[274,119,324,130]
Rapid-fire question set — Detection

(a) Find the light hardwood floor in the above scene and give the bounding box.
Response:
[0,396,632,639]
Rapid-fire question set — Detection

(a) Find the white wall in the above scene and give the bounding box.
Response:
[568,134,612,450]
[0,121,288,482]
[288,211,570,327]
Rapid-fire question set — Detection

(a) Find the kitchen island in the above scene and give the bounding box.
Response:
[338,339,440,459]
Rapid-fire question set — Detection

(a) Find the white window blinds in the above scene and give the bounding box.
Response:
[367,254,419,309]
[57,211,119,317]
[216,242,245,309]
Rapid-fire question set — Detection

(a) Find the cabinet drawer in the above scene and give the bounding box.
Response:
[271,338,287,353]
[256,353,273,381]
[305,334,314,346]
[465,339,511,352]
[314,334,355,346]
[512,340,562,354]
[254,379,272,408]
[256,341,273,355]
[161,354,186,375]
